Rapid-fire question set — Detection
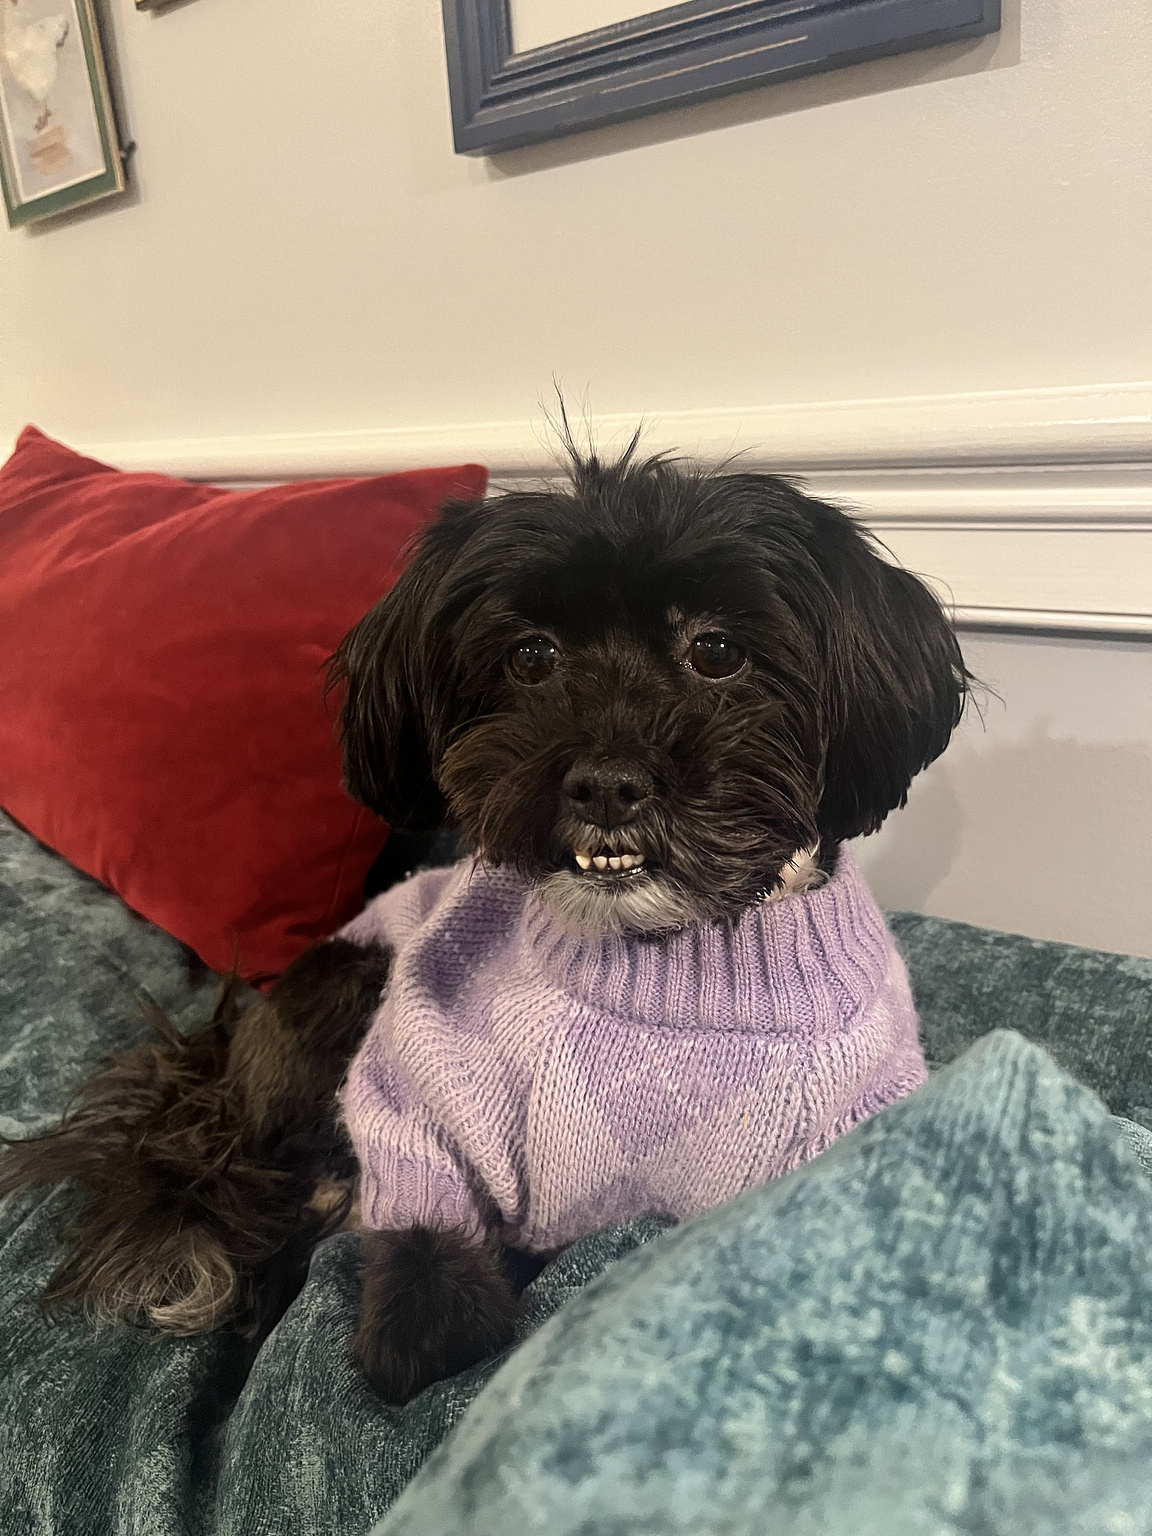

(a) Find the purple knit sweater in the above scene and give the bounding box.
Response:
[338,849,926,1251]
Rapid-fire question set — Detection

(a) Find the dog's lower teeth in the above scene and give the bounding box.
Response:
[574,852,592,870]
[593,855,609,871]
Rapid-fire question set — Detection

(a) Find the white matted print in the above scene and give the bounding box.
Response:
[0,0,123,226]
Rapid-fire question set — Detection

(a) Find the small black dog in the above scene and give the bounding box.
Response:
[0,443,969,1403]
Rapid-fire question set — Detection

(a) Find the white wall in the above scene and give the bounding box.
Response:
[1,0,1150,444]
[1,0,1149,956]
[855,630,1152,960]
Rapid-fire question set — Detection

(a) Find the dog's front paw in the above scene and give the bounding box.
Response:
[354,1226,519,1404]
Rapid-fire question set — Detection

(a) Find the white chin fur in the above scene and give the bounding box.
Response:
[536,869,701,936]
[536,844,826,938]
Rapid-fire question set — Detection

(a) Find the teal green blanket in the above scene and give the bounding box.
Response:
[2,809,1151,1535]
[378,1031,1152,1535]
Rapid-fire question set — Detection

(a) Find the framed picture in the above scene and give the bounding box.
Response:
[0,0,125,227]
[443,0,1001,154]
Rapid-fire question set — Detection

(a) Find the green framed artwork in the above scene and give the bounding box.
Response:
[0,0,125,228]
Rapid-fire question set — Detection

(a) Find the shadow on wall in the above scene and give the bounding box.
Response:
[855,724,1152,961]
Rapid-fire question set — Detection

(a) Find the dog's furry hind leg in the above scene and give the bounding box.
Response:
[0,938,390,1341]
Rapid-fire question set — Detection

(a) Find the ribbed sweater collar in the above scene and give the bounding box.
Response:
[517,847,892,1035]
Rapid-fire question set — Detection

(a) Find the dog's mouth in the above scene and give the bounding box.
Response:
[567,842,651,882]
[540,833,697,934]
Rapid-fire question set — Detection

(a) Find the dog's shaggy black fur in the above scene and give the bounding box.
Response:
[354,1228,526,1404]
[337,446,968,934]
[0,940,389,1341]
[0,443,970,1402]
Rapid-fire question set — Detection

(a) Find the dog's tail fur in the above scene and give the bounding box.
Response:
[0,938,390,1341]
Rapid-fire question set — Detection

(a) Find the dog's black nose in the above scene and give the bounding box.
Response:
[562,757,654,828]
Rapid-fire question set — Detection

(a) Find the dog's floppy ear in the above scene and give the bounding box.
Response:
[812,516,971,842]
[329,500,487,830]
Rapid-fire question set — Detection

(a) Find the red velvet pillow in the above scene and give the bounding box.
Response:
[0,427,486,985]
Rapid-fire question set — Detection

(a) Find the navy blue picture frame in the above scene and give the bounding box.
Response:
[442,0,1000,154]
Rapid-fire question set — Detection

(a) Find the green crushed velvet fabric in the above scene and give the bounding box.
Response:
[2,806,1151,1535]
[0,810,231,1144]
[212,1219,669,1536]
[888,909,1152,1124]
[377,1031,1152,1536]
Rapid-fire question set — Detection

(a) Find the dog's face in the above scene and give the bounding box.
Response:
[333,452,969,935]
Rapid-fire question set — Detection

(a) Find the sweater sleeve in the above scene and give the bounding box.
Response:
[341,1025,485,1236]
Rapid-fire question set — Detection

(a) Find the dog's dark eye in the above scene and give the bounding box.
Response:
[688,632,746,679]
[509,635,560,685]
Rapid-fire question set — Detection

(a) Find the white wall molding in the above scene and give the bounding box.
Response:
[25,382,1152,638]
[38,381,1152,483]
[949,608,1152,635]
[860,516,1152,635]
[801,462,1152,635]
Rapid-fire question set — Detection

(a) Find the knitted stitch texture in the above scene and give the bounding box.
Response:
[339,848,926,1251]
